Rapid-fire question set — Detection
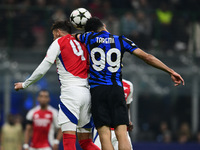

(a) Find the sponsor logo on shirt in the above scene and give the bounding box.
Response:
[34,118,51,127]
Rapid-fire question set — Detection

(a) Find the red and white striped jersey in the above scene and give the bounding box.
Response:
[122,79,134,104]
[45,34,89,97]
[26,105,58,148]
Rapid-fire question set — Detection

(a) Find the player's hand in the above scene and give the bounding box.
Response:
[170,71,185,86]
[14,82,24,91]
[52,144,59,150]
[128,121,133,131]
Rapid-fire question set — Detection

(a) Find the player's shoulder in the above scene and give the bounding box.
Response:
[26,105,41,119]
[122,79,133,86]
[60,34,83,44]
[84,31,93,35]
[113,34,119,38]
[57,34,70,42]
[120,35,132,42]
[2,123,9,129]
[84,31,97,37]
[28,105,41,113]
[47,105,58,114]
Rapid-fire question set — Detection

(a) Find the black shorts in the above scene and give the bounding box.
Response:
[90,85,129,128]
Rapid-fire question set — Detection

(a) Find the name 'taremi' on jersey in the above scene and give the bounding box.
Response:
[79,31,138,88]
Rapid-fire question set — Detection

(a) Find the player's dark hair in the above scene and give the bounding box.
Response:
[51,21,72,34]
[38,89,49,96]
[85,17,104,32]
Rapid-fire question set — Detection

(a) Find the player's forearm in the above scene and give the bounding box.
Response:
[133,48,174,75]
[56,128,63,141]
[22,58,52,88]
[74,33,81,41]
[24,126,32,144]
[127,104,131,121]
[24,131,30,144]
[143,54,174,74]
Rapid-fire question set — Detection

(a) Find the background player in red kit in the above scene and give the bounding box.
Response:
[14,21,100,150]
[93,79,134,149]
[23,90,62,150]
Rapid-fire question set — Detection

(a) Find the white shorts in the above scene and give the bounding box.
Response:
[29,147,51,150]
[93,129,133,150]
[61,121,92,133]
[58,86,92,131]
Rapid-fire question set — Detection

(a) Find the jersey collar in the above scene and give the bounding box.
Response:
[100,30,109,34]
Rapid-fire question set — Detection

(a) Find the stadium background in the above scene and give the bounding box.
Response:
[0,0,200,149]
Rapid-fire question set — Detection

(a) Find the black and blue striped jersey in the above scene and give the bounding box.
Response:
[79,31,138,88]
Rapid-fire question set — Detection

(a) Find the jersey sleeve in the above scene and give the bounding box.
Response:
[22,58,52,88]
[126,81,134,104]
[26,109,34,121]
[122,36,138,53]
[79,32,93,45]
[22,39,60,89]
[45,38,61,64]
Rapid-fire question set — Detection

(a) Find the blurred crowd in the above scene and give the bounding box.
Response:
[138,120,200,143]
[0,0,200,56]
[1,113,200,149]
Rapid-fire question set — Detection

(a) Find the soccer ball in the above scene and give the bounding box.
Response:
[70,8,92,30]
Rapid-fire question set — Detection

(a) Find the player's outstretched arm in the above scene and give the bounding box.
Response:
[14,58,52,91]
[14,39,60,91]
[132,48,185,86]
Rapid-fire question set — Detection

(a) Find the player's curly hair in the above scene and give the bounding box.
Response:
[85,17,104,32]
[51,21,72,34]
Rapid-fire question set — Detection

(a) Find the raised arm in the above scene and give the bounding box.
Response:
[132,48,184,86]
[14,39,60,91]
[14,58,52,90]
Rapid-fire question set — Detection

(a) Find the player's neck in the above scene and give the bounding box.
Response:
[60,31,68,37]
[98,27,108,33]
[40,105,48,110]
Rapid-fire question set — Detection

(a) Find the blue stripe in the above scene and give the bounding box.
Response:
[93,130,99,143]
[80,34,84,42]
[60,101,78,125]
[82,117,94,128]
[90,84,99,88]
[58,54,67,71]
[85,32,90,45]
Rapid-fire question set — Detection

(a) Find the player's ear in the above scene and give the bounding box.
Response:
[57,29,61,36]
[103,23,106,28]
